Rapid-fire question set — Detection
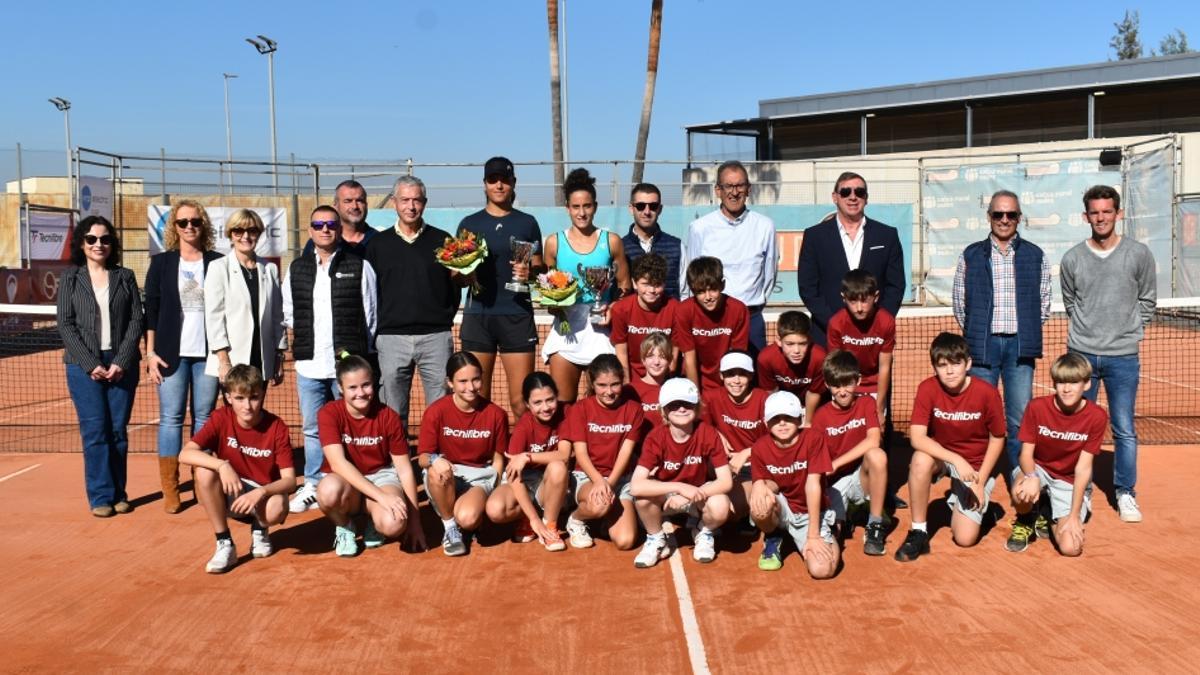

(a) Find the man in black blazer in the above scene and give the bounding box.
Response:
[796,172,906,347]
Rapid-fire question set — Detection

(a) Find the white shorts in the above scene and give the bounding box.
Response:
[424,463,497,518]
[939,461,997,525]
[828,466,868,522]
[775,493,835,546]
[1013,464,1093,522]
[572,470,633,504]
[364,466,402,490]
[541,303,615,366]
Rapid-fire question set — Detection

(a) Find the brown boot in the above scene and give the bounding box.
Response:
[159,457,182,513]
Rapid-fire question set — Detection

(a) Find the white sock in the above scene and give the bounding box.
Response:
[699,526,714,536]
[912,521,928,533]
[646,530,664,541]
[442,517,458,531]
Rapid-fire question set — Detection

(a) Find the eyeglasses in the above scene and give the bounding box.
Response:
[84,234,115,246]
[310,220,338,231]
[718,182,750,192]
[989,211,1021,222]
[174,218,204,230]
[229,228,262,239]
[837,187,869,199]
[632,201,662,213]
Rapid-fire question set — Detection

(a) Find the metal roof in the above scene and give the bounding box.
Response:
[685,52,1200,130]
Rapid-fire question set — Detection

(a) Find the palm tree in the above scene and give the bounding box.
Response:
[631,0,664,186]
[547,0,565,205]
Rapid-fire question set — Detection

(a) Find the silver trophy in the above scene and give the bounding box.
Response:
[578,263,616,325]
[505,237,537,293]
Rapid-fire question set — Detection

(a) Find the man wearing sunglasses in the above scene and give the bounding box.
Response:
[283,205,378,513]
[622,182,684,300]
[797,172,906,348]
[682,161,778,355]
[952,191,1050,493]
[302,180,376,258]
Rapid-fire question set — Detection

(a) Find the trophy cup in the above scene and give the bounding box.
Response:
[578,263,615,325]
[505,237,537,293]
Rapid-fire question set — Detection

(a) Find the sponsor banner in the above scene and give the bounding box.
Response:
[1125,147,1174,297]
[365,204,915,304]
[148,206,287,256]
[78,176,114,223]
[1178,200,1200,296]
[27,211,74,261]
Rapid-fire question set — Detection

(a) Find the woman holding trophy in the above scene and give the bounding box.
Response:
[541,168,632,402]
[457,157,544,418]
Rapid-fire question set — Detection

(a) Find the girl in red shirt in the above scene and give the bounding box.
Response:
[484,372,570,551]
[627,332,672,437]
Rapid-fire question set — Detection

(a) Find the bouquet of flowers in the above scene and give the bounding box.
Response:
[435,229,489,294]
[532,269,579,333]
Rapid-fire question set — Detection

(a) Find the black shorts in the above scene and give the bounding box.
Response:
[460,313,538,354]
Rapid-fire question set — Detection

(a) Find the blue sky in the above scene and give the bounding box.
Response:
[2,0,1196,173]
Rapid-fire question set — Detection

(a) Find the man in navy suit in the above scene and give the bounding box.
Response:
[796,172,906,347]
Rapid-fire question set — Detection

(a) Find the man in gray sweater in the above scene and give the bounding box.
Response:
[1060,185,1156,523]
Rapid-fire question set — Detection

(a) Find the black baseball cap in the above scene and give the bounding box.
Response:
[484,156,515,180]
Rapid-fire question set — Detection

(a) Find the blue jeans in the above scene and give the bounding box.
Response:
[747,306,766,360]
[968,334,1035,474]
[296,373,340,485]
[67,352,138,508]
[156,356,219,458]
[1074,351,1140,497]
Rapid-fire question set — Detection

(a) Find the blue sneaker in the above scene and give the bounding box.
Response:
[758,535,783,571]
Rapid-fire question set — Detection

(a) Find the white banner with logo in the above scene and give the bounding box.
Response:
[78,176,115,223]
[148,206,287,256]
[27,211,74,261]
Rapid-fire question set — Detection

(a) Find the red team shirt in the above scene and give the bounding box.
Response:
[810,395,880,480]
[1017,396,1109,482]
[637,423,728,486]
[826,307,895,392]
[417,396,509,467]
[562,395,645,477]
[750,431,832,514]
[910,376,1005,470]
[756,342,827,398]
[317,401,408,475]
[191,407,293,486]
[609,295,683,379]
[508,405,569,474]
[702,388,768,452]
[675,295,750,391]
[626,377,664,435]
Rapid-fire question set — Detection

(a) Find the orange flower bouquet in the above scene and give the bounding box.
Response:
[532,269,579,332]
[435,229,489,294]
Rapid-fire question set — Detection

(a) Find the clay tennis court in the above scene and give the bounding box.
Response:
[2,444,1199,672]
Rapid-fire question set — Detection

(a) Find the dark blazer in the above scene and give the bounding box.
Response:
[796,216,906,346]
[57,265,144,373]
[144,250,224,376]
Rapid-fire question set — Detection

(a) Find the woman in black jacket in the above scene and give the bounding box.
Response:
[144,200,223,513]
[57,216,144,518]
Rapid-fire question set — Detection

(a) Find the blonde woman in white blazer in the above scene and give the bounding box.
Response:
[204,209,287,385]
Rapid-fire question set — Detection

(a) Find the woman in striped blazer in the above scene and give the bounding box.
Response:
[57,215,144,518]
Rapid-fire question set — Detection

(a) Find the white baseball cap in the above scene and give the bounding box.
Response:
[719,352,754,374]
[659,377,700,408]
[763,391,803,423]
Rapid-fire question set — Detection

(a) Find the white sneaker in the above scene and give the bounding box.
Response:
[566,517,594,549]
[251,528,272,558]
[289,483,319,513]
[693,528,717,563]
[1118,493,1143,523]
[634,535,669,568]
[205,538,237,573]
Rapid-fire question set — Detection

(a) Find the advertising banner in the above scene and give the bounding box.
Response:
[27,211,74,261]
[78,176,114,223]
[148,206,287,256]
[1178,200,1200,297]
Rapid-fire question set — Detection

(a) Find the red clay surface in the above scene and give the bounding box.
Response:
[2,445,1199,672]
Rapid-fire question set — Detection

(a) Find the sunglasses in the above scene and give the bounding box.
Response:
[174,218,204,230]
[83,234,115,246]
[837,187,868,199]
[989,211,1021,222]
[632,201,662,213]
[229,228,262,239]
[310,220,338,231]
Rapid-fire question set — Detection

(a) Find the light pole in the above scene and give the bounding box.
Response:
[48,97,72,206]
[223,73,238,190]
[245,35,278,194]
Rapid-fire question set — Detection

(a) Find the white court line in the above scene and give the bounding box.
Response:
[1143,417,1200,437]
[0,463,42,483]
[127,418,161,434]
[667,544,712,675]
[2,399,71,422]
[1142,374,1200,393]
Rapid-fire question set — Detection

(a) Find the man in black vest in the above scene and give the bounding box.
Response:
[284,204,378,513]
[622,182,685,300]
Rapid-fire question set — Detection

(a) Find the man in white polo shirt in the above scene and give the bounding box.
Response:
[682,160,777,356]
